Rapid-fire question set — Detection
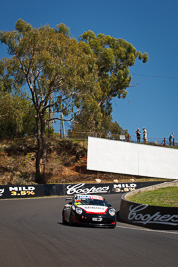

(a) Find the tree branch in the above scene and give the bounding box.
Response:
[47,116,74,122]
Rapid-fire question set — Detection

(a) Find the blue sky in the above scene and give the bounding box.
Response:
[0,0,178,142]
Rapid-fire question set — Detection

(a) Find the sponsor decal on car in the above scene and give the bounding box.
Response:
[90,196,104,200]
[76,195,103,200]
[80,205,108,214]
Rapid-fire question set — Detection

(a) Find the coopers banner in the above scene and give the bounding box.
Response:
[0,182,162,199]
[87,137,178,180]
[119,196,178,230]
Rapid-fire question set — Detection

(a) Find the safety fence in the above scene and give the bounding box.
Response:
[56,131,178,148]
[0,131,177,148]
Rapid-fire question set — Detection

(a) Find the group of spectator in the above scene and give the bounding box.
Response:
[135,128,175,146]
[135,128,147,143]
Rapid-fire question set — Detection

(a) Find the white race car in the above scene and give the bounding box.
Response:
[62,194,116,228]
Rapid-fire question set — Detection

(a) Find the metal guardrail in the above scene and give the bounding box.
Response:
[62,131,178,148]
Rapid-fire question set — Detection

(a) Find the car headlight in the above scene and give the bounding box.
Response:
[108,208,115,216]
[76,208,83,215]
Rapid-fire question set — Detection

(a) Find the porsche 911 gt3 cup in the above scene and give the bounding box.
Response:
[62,194,116,228]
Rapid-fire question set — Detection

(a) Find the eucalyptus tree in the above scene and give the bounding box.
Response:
[79,31,148,125]
[0,20,100,182]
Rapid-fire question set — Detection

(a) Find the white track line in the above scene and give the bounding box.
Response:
[116,225,178,235]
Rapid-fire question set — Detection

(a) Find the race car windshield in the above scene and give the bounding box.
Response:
[75,199,108,206]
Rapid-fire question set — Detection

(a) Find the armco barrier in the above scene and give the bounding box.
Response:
[0,181,163,199]
[119,194,178,230]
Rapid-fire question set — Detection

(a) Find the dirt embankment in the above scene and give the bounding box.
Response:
[0,137,168,185]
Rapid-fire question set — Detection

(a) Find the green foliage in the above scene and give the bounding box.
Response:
[55,23,70,37]
[0,92,36,139]
[102,118,128,137]
[71,112,127,138]
[72,31,148,134]
[0,19,99,114]
[79,31,148,116]
[0,19,101,130]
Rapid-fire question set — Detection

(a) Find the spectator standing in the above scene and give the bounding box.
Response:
[135,128,141,143]
[143,128,147,143]
[169,132,174,146]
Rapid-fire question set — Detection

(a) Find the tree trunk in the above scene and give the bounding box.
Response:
[35,112,47,183]
[48,93,53,136]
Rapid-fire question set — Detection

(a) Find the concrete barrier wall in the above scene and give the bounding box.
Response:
[119,180,178,230]
[87,137,178,179]
[119,195,178,230]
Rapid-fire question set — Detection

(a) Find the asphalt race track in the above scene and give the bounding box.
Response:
[0,194,177,267]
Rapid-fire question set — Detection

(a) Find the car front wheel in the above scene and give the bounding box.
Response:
[62,213,67,225]
[69,214,74,226]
